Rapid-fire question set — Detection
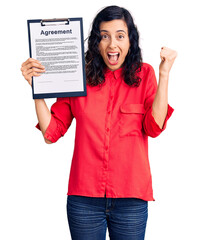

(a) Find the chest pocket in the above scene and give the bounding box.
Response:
[119,103,145,137]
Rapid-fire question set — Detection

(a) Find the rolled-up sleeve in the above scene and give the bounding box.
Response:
[36,97,74,143]
[143,66,174,138]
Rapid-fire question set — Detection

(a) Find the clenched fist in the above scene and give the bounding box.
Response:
[159,47,177,76]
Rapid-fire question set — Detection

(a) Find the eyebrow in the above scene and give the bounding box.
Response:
[100,30,127,34]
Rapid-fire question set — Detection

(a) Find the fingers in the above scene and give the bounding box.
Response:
[21,58,44,70]
[159,47,177,75]
[160,47,177,62]
[160,47,168,62]
[21,58,45,86]
[160,52,166,62]
[23,68,43,84]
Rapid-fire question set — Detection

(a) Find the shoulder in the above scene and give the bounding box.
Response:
[136,63,157,90]
[137,62,156,82]
[55,97,71,104]
[140,62,155,75]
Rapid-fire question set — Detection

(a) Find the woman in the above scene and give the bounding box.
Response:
[21,5,177,240]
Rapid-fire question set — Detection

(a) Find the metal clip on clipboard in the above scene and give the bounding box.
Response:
[41,18,70,26]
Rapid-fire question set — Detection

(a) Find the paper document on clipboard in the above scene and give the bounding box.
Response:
[27,18,87,99]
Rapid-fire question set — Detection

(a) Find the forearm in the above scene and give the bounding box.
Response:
[34,99,52,143]
[152,73,169,129]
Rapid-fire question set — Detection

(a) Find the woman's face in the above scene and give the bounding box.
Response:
[98,19,130,71]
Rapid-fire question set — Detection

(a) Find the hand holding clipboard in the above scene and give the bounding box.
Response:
[21,58,46,86]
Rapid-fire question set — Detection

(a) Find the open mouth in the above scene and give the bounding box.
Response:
[107,52,120,65]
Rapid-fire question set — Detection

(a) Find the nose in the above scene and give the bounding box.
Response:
[108,37,117,49]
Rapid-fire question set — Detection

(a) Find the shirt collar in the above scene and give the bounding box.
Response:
[104,67,123,80]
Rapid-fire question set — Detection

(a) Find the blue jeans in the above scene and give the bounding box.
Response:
[66,195,148,240]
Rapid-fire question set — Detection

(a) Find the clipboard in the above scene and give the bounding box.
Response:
[27,18,87,99]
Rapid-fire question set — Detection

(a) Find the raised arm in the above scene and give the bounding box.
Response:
[21,58,52,143]
[152,47,177,129]
[34,99,52,144]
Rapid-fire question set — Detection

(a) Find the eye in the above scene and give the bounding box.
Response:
[118,34,124,39]
[101,34,109,39]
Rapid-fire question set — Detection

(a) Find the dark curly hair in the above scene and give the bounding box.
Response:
[85,5,142,87]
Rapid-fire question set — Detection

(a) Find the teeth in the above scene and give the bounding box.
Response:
[108,53,119,56]
[108,52,119,63]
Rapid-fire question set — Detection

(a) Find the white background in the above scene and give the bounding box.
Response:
[0,0,197,239]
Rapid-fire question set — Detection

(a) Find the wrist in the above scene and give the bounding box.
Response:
[34,98,45,103]
[159,71,169,80]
